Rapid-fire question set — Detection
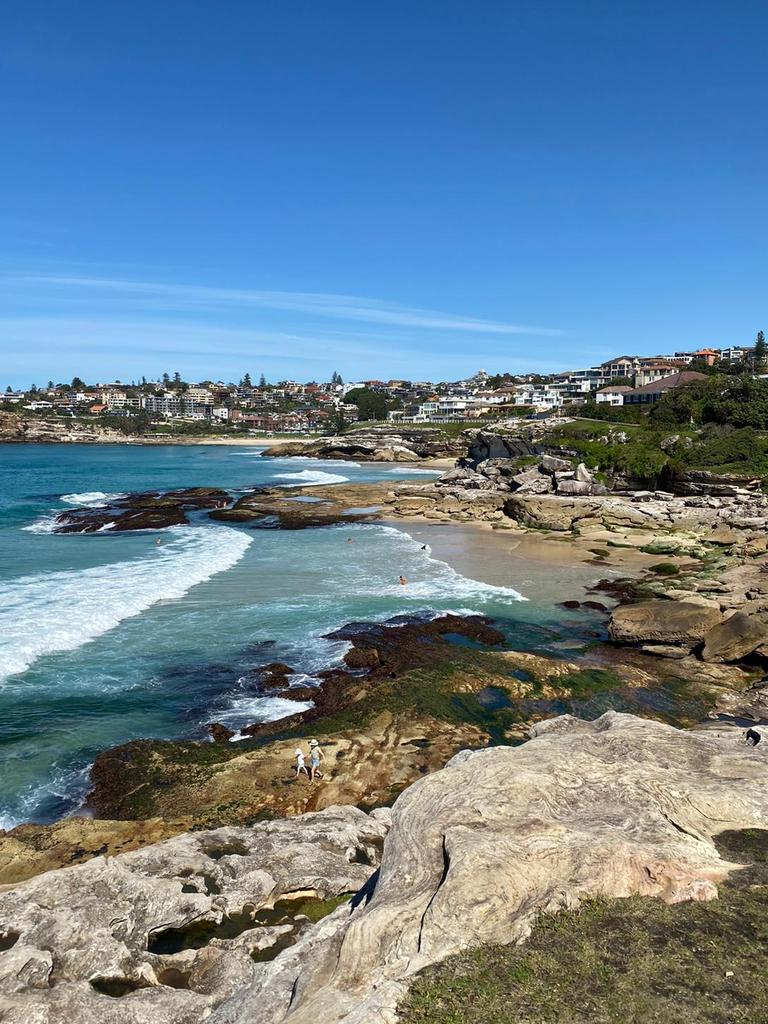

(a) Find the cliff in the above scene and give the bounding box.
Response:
[0,411,129,444]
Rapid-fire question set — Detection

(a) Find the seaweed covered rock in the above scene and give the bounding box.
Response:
[54,488,231,533]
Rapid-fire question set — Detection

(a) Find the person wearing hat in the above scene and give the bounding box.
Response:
[294,747,309,780]
[308,739,325,781]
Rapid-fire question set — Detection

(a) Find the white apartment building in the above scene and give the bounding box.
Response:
[415,397,471,421]
[185,386,214,403]
[595,385,632,406]
[513,384,562,409]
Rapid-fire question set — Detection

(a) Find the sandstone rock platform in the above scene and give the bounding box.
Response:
[6,714,760,1024]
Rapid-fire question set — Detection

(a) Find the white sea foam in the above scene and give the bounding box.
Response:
[267,456,362,469]
[21,512,60,535]
[60,491,125,507]
[388,467,442,475]
[0,526,253,683]
[0,763,92,831]
[213,696,314,737]
[274,469,349,486]
[339,525,527,605]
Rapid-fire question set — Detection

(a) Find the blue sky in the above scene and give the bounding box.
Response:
[1,0,766,386]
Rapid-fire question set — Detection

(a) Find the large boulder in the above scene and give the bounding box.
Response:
[556,478,608,496]
[504,495,603,531]
[609,600,723,648]
[701,612,768,663]
[210,713,768,1024]
[466,431,538,465]
[539,453,573,474]
[509,467,553,494]
[0,807,389,1024]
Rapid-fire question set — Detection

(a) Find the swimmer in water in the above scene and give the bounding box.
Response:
[398,575,408,585]
[155,538,162,546]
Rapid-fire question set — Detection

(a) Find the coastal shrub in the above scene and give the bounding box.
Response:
[651,375,768,430]
[570,400,645,425]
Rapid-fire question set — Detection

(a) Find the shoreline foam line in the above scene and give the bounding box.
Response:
[342,523,528,603]
[274,469,349,486]
[0,526,253,683]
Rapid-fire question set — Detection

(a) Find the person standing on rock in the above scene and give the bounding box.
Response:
[294,747,309,780]
[309,739,325,781]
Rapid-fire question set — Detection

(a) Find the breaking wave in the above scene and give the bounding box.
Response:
[60,491,125,507]
[0,526,253,683]
[274,469,349,486]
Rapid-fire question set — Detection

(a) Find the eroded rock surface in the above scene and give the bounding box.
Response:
[211,712,768,1024]
[0,807,389,1024]
[261,428,460,462]
[701,611,768,663]
[609,599,723,648]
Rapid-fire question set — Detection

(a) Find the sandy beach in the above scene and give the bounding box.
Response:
[381,517,689,606]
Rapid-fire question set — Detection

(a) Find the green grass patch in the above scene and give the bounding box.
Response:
[400,829,768,1024]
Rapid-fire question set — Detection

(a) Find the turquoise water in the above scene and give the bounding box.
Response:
[0,444,574,828]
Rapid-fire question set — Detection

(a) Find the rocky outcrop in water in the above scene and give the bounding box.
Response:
[210,482,388,529]
[85,614,506,824]
[0,806,389,1024]
[53,488,231,533]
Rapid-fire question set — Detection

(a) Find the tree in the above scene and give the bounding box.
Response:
[173,371,182,385]
[5,385,12,393]
[324,408,347,434]
[47,380,54,390]
[330,370,343,386]
[71,376,86,390]
[29,383,38,394]
[754,331,767,371]
[241,373,252,388]
[344,387,390,421]
[258,373,267,388]
[162,372,170,385]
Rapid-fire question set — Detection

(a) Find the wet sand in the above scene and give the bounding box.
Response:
[390,521,606,605]
[388,520,670,607]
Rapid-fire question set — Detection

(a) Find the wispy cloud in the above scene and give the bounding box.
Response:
[11,274,564,337]
[0,314,567,381]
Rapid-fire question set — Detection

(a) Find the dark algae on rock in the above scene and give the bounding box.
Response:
[53,487,230,532]
[400,829,768,1024]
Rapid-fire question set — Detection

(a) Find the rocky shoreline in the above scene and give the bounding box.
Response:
[2,715,766,1023]
[3,428,768,1022]
[6,434,768,875]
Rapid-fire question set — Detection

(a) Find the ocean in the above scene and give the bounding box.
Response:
[0,443,584,829]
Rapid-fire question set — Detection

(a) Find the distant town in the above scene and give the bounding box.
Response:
[2,336,764,435]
